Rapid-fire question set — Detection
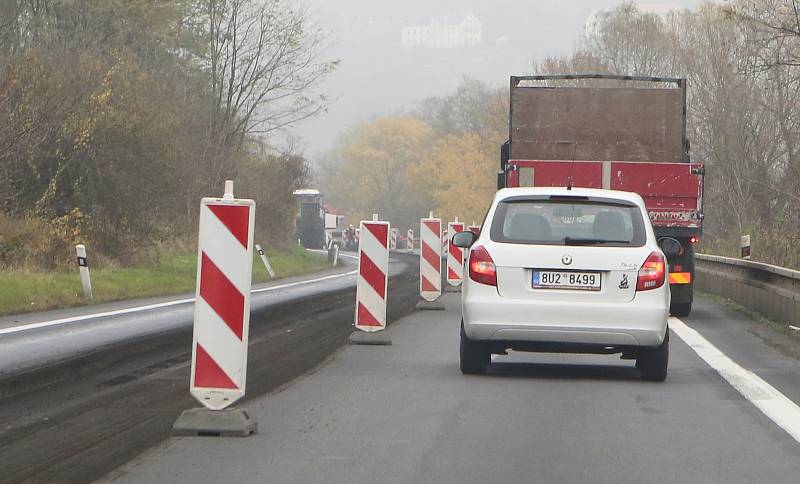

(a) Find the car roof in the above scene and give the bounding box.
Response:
[494,187,646,207]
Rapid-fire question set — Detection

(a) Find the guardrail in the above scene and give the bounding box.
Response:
[695,254,800,327]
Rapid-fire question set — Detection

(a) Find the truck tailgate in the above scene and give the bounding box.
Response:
[508,160,703,229]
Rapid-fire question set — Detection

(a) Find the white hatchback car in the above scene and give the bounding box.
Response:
[453,187,670,381]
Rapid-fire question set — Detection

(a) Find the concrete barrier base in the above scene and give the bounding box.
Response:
[416,299,446,311]
[172,407,257,438]
[444,284,461,293]
[348,330,392,346]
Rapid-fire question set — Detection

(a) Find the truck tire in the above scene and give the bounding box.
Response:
[670,302,692,318]
[638,330,669,382]
[460,322,489,375]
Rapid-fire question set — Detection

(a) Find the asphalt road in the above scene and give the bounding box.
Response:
[0,257,360,385]
[0,254,419,484]
[102,293,800,484]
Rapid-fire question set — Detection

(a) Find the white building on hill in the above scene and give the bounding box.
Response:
[401,13,482,48]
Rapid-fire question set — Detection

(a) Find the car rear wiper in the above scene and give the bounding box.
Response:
[563,237,631,246]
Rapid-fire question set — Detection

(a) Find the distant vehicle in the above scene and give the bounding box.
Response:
[453,187,671,381]
[293,189,325,249]
[497,74,704,317]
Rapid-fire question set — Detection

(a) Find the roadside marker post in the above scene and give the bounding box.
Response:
[173,180,257,437]
[75,244,93,300]
[741,235,752,260]
[417,213,445,310]
[255,244,276,279]
[446,219,465,291]
[348,218,392,346]
[407,229,414,250]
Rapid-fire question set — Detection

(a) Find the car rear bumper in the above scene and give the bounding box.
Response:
[462,284,669,347]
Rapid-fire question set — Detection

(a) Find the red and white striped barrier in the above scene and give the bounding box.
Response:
[447,220,465,286]
[420,216,442,301]
[390,227,399,250]
[406,229,414,250]
[468,224,481,236]
[190,184,255,411]
[355,220,390,332]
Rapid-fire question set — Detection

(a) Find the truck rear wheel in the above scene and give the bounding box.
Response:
[670,302,692,318]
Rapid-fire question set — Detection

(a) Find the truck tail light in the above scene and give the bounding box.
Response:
[469,245,497,286]
[637,252,666,291]
[690,236,700,245]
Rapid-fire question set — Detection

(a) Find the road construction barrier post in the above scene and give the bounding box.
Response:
[407,229,414,250]
[741,235,751,260]
[348,218,392,346]
[75,244,93,300]
[255,244,276,279]
[468,222,481,236]
[446,219,465,290]
[173,180,257,437]
[390,228,399,250]
[416,214,445,310]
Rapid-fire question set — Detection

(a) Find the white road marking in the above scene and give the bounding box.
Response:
[0,270,357,337]
[670,317,800,444]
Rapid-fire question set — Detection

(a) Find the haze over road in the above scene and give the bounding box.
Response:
[294,0,704,155]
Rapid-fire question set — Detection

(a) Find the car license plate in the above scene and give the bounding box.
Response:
[532,270,601,291]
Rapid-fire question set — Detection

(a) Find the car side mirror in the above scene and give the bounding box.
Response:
[658,237,682,257]
[452,230,478,249]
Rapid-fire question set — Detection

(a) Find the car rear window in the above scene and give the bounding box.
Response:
[489,197,647,247]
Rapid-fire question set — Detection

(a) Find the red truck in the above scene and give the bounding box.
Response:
[497,74,704,317]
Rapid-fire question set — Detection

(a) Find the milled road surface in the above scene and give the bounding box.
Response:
[102,293,800,484]
[0,256,418,484]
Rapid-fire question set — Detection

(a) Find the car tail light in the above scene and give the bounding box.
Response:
[637,252,666,291]
[469,245,497,286]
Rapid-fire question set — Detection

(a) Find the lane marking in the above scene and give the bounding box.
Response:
[305,249,359,261]
[670,317,800,444]
[0,270,357,337]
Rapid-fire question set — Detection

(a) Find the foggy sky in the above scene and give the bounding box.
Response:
[293,0,703,158]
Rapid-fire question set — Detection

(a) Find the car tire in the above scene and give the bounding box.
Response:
[670,302,692,318]
[460,322,489,375]
[638,330,669,382]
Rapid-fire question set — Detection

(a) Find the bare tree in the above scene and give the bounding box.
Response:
[197,0,337,190]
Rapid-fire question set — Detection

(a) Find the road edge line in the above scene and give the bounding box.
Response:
[670,317,800,445]
[0,270,357,336]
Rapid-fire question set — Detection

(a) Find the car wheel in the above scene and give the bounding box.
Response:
[460,322,489,375]
[670,302,692,318]
[638,330,669,382]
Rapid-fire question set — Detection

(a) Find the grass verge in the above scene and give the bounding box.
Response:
[0,245,329,316]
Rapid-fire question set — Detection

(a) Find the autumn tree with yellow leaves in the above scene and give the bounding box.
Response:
[319,78,507,230]
[321,117,434,230]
